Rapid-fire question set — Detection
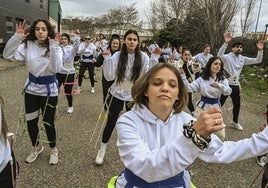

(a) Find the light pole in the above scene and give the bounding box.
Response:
[254,0,263,35]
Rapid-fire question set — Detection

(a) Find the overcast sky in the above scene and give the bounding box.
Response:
[59,0,268,33]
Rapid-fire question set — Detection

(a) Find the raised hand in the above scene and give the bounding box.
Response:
[54,32,61,42]
[74,29,80,35]
[49,32,61,45]
[223,32,232,44]
[16,20,29,38]
[257,40,264,51]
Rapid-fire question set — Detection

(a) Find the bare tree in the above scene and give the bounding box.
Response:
[190,0,239,52]
[62,3,141,37]
[147,0,188,30]
[165,0,188,24]
[146,1,162,34]
[240,0,258,37]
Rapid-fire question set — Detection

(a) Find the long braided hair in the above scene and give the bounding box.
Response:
[0,96,8,144]
[22,19,55,57]
[116,29,142,84]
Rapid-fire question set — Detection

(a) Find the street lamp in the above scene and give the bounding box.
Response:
[263,24,268,40]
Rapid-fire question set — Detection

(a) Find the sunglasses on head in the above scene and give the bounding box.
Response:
[85,38,91,40]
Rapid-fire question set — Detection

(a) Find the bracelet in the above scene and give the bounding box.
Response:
[183,120,195,138]
[192,132,211,150]
[183,120,211,150]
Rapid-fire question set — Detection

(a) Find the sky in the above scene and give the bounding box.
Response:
[59,0,268,34]
[59,0,151,21]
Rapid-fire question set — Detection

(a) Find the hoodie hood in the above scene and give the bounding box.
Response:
[132,104,175,125]
[129,104,193,149]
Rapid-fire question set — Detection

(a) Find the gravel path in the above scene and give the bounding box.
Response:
[0,58,267,188]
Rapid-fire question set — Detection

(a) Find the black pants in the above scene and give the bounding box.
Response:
[102,95,131,143]
[56,73,75,107]
[101,74,114,109]
[220,85,240,123]
[187,92,195,114]
[78,62,95,87]
[0,151,17,188]
[24,93,58,148]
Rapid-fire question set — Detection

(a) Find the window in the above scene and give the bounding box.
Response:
[40,0,44,10]
[5,16,12,22]
[6,26,13,33]
[5,16,13,33]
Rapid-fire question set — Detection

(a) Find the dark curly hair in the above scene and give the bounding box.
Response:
[22,19,55,57]
[201,56,230,81]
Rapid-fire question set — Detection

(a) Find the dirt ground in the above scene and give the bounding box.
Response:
[0,57,267,188]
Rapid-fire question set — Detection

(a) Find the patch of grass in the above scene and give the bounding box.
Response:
[240,66,268,91]
[240,65,268,106]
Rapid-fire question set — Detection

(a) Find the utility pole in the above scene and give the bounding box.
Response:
[254,0,263,36]
[263,24,268,40]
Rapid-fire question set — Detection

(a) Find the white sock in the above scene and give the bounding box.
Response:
[100,142,107,149]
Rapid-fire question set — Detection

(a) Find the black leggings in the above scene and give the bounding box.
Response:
[220,85,240,123]
[0,151,17,188]
[78,62,95,87]
[24,93,58,148]
[187,92,195,114]
[56,73,75,107]
[101,95,131,143]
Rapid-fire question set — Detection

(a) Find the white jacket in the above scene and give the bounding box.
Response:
[182,75,232,109]
[103,51,150,101]
[3,33,63,97]
[58,35,80,74]
[116,104,268,187]
[217,43,263,85]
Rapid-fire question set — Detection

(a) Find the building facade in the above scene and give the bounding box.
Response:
[0,0,61,54]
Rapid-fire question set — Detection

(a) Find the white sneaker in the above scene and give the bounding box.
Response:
[77,86,82,92]
[25,146,44,163]
[91,87,95,93]
[95,147,106,165]
[256,155,266,167]
[230,121,243,131]
[49,147,58,165]
[67,107,74,114]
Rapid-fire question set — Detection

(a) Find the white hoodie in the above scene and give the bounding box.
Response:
[3,33,63,97]
[116,104,268,187]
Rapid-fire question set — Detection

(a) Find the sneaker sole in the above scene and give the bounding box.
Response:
[95,159,103,165]
[49,160,58,165]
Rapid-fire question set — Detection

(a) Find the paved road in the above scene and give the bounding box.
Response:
[0,58,267,187]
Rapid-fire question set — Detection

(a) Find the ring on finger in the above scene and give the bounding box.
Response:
[215,119,219,125]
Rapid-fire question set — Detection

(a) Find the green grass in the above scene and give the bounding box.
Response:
[240,65,268,105]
